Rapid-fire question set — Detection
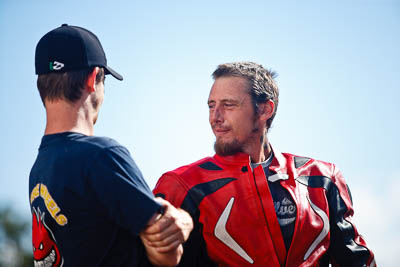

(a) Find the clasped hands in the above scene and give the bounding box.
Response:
[140,197,193,266]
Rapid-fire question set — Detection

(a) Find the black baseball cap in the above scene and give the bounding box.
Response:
[35,24,123,81]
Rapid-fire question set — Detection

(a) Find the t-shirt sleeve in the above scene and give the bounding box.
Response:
[87,145,161,236]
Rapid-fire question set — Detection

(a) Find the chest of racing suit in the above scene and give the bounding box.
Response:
[153,147,375,267]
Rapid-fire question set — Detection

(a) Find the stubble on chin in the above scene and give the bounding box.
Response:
[214,139,243,156]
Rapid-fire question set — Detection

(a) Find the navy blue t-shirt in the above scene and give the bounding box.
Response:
[29,132,161,267]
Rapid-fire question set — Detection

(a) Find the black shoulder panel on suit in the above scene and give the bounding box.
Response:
[199,161,223,171]
[181,178,236,217]
[294,156,310,169]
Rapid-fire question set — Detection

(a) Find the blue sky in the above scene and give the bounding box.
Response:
[1,0,399,265]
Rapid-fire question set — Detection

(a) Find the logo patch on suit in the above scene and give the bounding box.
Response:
[214,197,254,264]
[32,207,63,267]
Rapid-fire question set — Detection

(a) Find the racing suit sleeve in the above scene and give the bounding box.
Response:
[153,172,218,267]
[326,167,376,267]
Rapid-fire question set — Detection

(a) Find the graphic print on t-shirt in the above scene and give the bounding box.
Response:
[32,207,63,267]
[274,197,296,226]
[30,183,68,226]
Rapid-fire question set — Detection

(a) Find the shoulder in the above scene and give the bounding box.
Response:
[154,156,220,208]
[169,156,220,176]
[155,156,216,189]
[279,151,338,178]
[68,135,137,173]
[76,135,124,150]
[70,135,130,157]
[280,152,348,189]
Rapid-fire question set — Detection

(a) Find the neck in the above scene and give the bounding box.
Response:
[44,98,95,136]
[247,143,272,163]
[245,129,272,163]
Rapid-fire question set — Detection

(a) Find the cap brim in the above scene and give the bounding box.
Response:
[104,66,123,81]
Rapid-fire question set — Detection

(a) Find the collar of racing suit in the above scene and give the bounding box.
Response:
[213,144,293,180]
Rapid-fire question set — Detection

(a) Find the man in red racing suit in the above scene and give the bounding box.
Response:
[154,62,375,266]
[154,146,376,266]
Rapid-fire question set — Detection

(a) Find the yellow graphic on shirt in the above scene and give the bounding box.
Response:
[30,183,68,226]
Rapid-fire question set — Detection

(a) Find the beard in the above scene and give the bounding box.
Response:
[214,138,244,156]
[213,117,262,157]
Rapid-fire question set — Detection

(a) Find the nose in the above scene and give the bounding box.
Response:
[210,105,224,124]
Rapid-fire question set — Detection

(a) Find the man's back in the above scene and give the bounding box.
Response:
[30,24,193,267]
[29,132,160,266]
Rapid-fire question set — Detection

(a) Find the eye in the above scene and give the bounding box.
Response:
[224,103,235,108]
[39,243,44,250]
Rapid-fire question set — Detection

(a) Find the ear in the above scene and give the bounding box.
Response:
[85,67,99,93]
[257,100,275,122]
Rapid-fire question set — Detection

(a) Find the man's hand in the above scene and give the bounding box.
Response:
[141,197,193,252]
[140,197,193,266]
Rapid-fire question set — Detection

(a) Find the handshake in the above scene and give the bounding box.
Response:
[140,197,193,267]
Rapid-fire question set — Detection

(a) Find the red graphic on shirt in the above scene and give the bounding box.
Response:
[32,207,63,267]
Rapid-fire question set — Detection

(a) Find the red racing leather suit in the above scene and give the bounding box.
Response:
[154,146,376,266]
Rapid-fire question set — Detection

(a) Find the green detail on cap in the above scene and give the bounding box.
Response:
[49,62,53,70]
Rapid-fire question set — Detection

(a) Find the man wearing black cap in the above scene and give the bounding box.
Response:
[29,24,192,267]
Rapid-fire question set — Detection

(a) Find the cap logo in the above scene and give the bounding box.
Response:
[49,61,65,71]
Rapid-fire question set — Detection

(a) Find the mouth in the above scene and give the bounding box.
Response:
[213,128,230,137]
[34,248,57,267]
